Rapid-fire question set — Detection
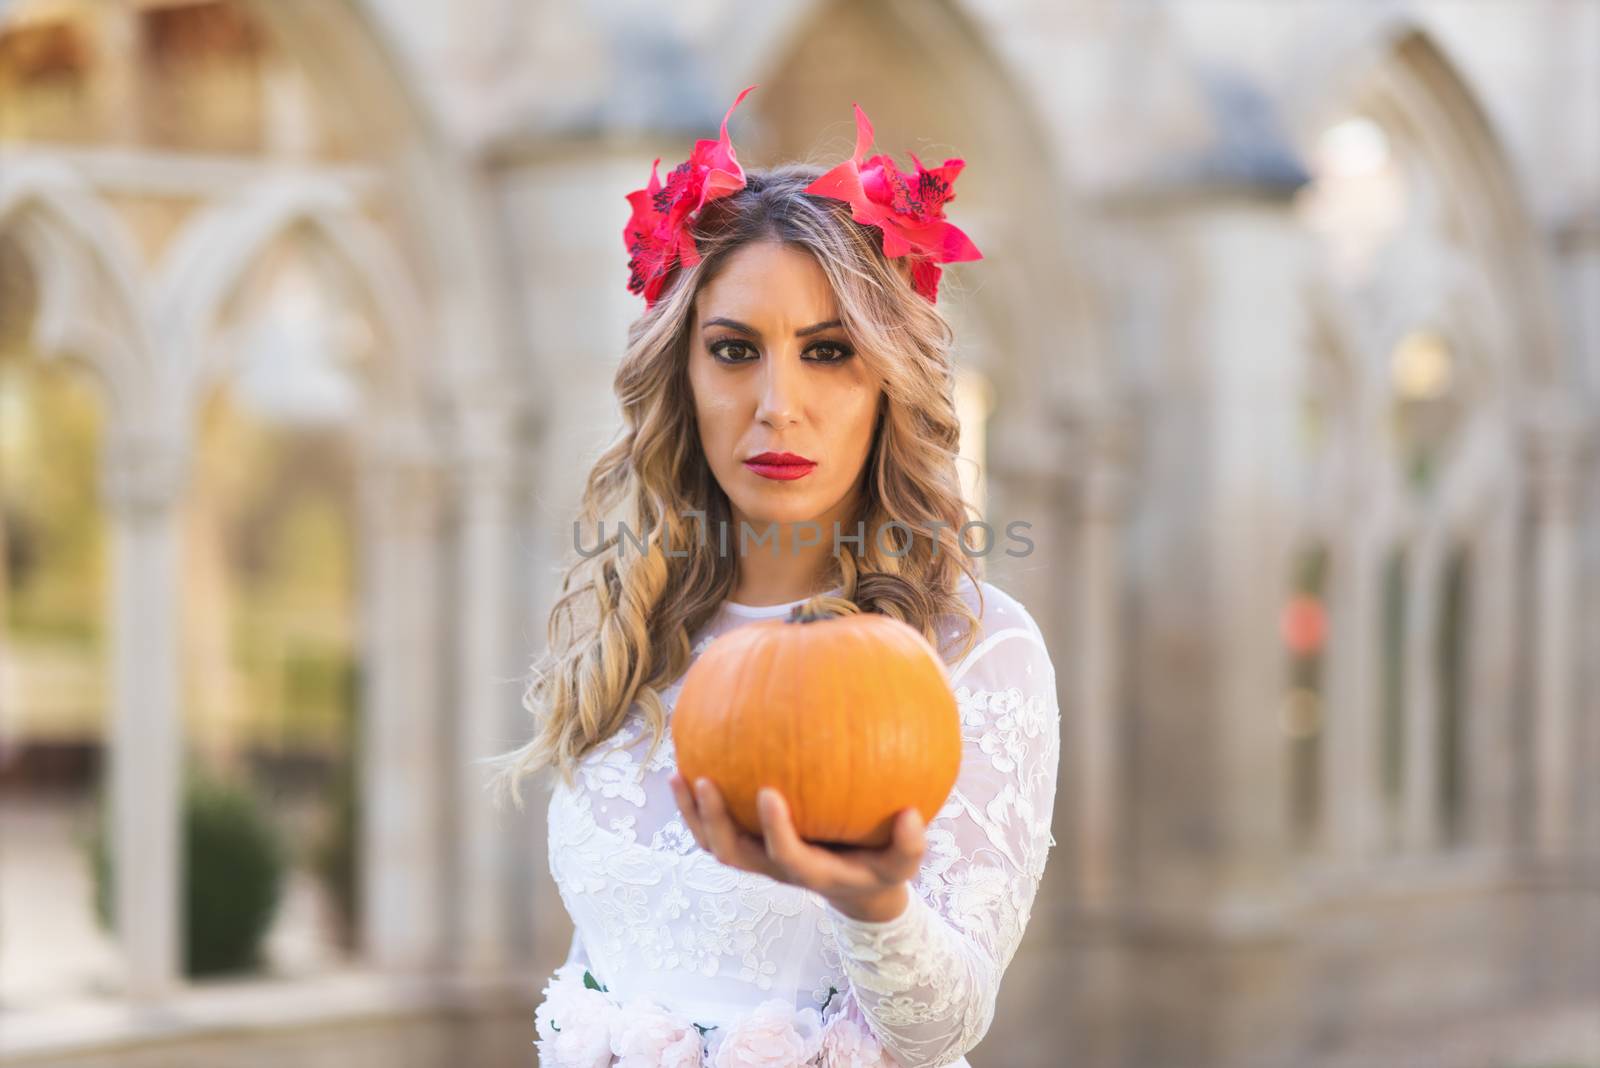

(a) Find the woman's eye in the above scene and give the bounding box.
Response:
[710,340,757,363]
[806,343,855,363]
[708,340,854,363]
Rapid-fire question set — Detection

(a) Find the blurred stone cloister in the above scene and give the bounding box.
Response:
[0,2,1596,1066]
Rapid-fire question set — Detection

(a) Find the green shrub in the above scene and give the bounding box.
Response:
[311,661,362,953]
[87,769,288,977]
[310,750,361,952]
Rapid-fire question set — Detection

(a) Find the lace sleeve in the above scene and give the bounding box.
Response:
[822,606,1061,1068]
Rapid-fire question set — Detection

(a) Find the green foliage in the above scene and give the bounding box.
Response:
[0,358,108,642]
[308,658,362,951]
[309,744,361,952]
[87,768,288,977]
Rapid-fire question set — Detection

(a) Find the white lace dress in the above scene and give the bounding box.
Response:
[537,576,1061,1068]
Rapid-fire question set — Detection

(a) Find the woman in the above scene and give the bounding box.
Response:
[489,85,1061,1068]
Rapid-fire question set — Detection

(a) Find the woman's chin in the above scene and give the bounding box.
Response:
[730,498,827,529]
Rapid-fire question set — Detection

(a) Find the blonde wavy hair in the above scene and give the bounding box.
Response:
[485,163,986,809]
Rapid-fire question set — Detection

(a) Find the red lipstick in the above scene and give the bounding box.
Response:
[744,451,817,481]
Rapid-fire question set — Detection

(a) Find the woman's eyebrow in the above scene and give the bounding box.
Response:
[701,317,843,338]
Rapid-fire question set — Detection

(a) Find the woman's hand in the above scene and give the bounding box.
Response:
[668,771,925,923]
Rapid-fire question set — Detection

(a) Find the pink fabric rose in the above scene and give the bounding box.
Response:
[709,998,824,1068]
[610,997,704,1068]
[818,992,896,1067]
[534,964,618,1068]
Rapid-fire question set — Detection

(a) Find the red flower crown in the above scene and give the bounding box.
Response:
[622,84,982,308]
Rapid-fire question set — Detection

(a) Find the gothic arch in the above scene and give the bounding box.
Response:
[733,0,1103,417]
[0,0,517,420]
[0,0,522,994]
[0,158,156,420]
[1285,19,1565,388]
[154,174,432,423]
[236,0,516,401]
[1283,21,1541,864]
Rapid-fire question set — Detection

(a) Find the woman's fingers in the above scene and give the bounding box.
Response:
[890,806,928,878]
[756,788,845,887]
[668,772,709,851]
[756,788,801,864]
[670,778,925,898]
[819,808,927,883]
[758,789,905,895]
[695,778,776,875]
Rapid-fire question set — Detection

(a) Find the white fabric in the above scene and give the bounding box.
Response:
[542,575,1061,1067]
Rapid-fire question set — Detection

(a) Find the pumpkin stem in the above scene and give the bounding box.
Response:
[787,593,860,624]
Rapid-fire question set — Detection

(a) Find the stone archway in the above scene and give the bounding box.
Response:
[1286,23,1566,384]
[152,172,460,974]
[1286,22,1583,878]
[0,158,156,412]
[0,0,527,1003]
[1267,17,1595,1053]
[0,158,189,1001]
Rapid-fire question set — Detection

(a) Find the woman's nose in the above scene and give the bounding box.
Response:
[755,349,803,428]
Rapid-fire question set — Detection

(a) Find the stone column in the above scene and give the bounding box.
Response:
[1323,499,1382,866]
[357,438,448,971]
[1520,396,1592,862]
[1064,405,1134,913]
[1402,540,1442,852]
[1200,204,1310,912]
[1087,190,1310,1067]
[448,391,526,978]
[985,413,1081,906]
[1091,191,1316,927]
[101,429,187,1001]
[491,149,648,967]
[1469,498,1520,855]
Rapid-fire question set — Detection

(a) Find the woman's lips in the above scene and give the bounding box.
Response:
[744,453,817,481]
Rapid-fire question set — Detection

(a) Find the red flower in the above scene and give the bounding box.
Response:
[803,103,982,303]
[623,84,757,307]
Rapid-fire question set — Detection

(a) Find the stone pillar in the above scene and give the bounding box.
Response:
[101,429,187,1001]
[1469,497,1521,855]
[448,391,526,978]
[357,438,448,971]
[1090,190,1310,1067]
[1401,540,1442,852]
[1200,204,1310,911]
[985,414,1080,904]
[1064,405,1134,913]
[492,149,648,967]
[1520,395,1592,862]
[1324,505,1383,867]
[1552,220,1600,869]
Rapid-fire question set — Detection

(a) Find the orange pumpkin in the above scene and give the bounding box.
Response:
[672,593,961,849]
